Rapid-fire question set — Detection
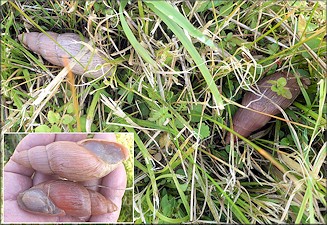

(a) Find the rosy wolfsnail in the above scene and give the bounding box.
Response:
[11,139,129,181]
[17,180,117,217]
[226,72,310,142]
[18,32,112,78]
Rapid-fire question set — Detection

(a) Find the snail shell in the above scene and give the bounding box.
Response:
[18,32,112,78]
[17,180,117,217]
[226,72,310,142]
[11,139,129,181]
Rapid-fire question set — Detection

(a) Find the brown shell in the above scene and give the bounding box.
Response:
[11,139,129,181]
[18,32,112,78]
[226,72,310,142]
[17,180,117,217]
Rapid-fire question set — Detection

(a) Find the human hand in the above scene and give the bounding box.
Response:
[4,133,127,222]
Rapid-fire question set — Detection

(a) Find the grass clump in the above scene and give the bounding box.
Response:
[1,0,326,223]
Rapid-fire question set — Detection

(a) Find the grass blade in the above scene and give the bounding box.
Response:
[145,2,224,110]
[143,0,216,48]
[119,0,158,69]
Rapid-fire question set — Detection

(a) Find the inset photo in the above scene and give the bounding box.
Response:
[3,133,134,223]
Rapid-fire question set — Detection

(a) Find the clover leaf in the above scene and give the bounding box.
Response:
[267,77,292,99]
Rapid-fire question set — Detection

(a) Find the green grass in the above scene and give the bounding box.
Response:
[1,0,326,223]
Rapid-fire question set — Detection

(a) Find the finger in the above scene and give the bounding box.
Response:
[33,172,60,185]
[101,164,127,202]
[4,134,57,201]
[4,134,56,222]
[80,178,102,192]
[15,134,56,152]
[54,133,88,142]
[89,164,127,222]
[4,199,83,222]
[93,133,116,141]
[5,134,56,176]
[4,200,59,222]
[58,215,88,222]
[4,172,32,200]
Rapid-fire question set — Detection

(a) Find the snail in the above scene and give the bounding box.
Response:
[17,180,117,217]
[18,32,112,78]
[11,139,129,181]
[226,72,310,142]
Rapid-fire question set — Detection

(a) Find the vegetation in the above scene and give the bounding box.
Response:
[1,0,326,223]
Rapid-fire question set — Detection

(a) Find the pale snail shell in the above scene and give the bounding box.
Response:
[226,72,310,142]
[18,32,112,78]
[17,180,117,217]
[11,139,129,181]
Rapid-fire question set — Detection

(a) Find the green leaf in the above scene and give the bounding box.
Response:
[66,103,74,114]
[271,85,279,92]
[277,77,287,87]
[267,43,279,55]
[62,114,74,125]
[127,92,134,104]
[50,125,61,132]
[195,124,210,139]
[48,110,60,124]
[226,32,233,41]
[35,125,51,132]
[219,2,234,16]
[12,92,23,109]
[161,194,172,216]
[196,1,222,12]
[280,137,291,145]
[269,77,292,99]
[267,80,277,85]
[301,33,324,58]
[148,107,172,126]
[178,182,188,192]
[139,102,150,118]
[174,118,184,129]
[190,105,204,122]
[282,88,293,99]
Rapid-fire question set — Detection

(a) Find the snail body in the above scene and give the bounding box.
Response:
[11,139,129,181]
[226,72,310,142]
[18,32,112,78]
[17,180,117,217]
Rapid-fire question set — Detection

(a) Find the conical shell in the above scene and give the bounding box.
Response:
[226,72,310,142]
[17,180,117,217]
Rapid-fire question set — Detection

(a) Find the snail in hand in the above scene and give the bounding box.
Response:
[226,72,310,142]
[18,32,112,78]
[11,139,129,181]
[17,180,117,217]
